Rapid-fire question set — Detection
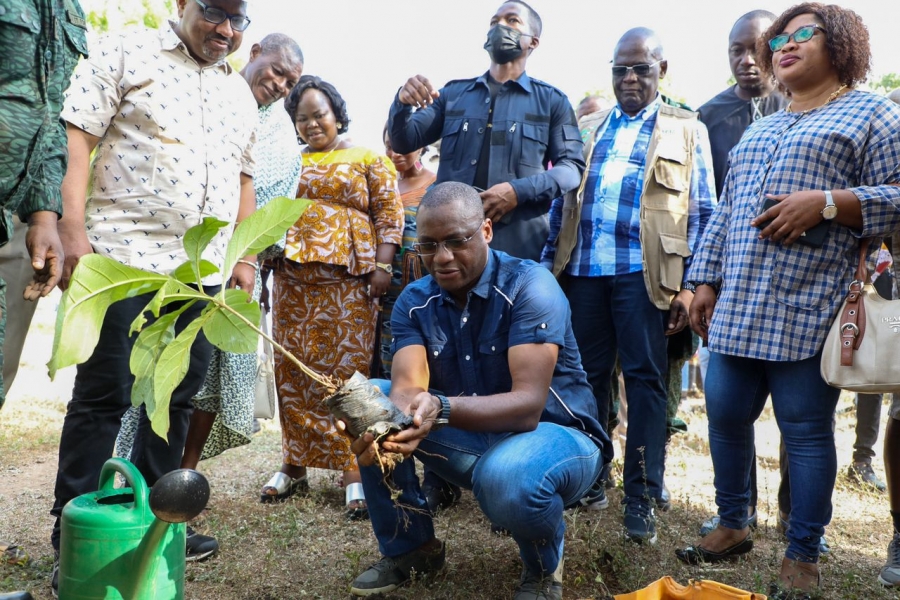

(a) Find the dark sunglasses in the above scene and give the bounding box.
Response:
[611,60,662,77]
[768,24,825,52]
[412,221,485,256]
[193,0,251,32]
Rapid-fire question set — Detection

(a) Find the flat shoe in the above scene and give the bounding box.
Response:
[675,535,753,565]
[260,472,309,503]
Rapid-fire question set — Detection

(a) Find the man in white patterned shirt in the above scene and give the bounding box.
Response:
[49,0,257,583]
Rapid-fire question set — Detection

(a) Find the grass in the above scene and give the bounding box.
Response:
[1,294,898,598]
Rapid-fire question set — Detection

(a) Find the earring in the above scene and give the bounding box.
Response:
[336,122,343,129]
[414,160,423,171]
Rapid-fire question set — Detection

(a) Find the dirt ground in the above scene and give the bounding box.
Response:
[1,291,898,599]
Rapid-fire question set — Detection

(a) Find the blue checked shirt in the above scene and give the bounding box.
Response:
[688,90,900,361]
[563,97,716,277]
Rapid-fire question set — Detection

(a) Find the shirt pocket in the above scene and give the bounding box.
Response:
[478,333,512,391]
[514,122,549,171]
[769,245,835,310]
[645,145,690,215]
[60,19,89,61]
[440,117,467,171]
[0,8,40,81]
[658,233,691,293]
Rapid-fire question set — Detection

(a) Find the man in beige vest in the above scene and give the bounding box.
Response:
[542,27,716,546]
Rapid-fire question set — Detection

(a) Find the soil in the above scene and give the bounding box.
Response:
[1,291,898,599]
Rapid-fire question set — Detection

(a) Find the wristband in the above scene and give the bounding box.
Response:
[237,260,259,270]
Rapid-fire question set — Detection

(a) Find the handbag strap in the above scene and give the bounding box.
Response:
[839,239,871,366]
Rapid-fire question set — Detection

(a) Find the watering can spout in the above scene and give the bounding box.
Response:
[129,469,210,598]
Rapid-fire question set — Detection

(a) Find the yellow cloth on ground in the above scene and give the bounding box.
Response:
[612,577,766,600]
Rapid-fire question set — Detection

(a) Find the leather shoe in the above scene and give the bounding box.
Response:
[675,535,753,565]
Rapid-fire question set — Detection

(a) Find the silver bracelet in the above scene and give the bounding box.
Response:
[237,259,259,270]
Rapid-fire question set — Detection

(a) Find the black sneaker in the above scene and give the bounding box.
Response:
[848,462,887,492]
[185,526,219,562]
[623,497,657,545]
[350,540,445,596]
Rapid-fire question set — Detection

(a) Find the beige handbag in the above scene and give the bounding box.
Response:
[821,239,900,393]
[254,310,278,419]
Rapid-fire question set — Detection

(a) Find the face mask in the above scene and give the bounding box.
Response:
[484,24,524,65]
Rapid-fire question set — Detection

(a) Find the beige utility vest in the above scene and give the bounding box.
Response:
[552,104,697,310]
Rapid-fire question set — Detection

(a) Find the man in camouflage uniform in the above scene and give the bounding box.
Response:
[0,0,89,576]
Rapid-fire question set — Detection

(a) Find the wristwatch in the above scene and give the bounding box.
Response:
[432,394,451,430]
[821,190,838,220]
[375,261,393,274]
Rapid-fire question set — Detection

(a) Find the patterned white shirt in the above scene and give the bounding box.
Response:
[63,22,257,284]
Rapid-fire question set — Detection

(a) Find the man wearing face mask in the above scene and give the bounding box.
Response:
[387,0,584,264]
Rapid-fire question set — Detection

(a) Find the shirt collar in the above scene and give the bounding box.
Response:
[161,20,233,73]
[473,70,533,93]
[613,93,661,121]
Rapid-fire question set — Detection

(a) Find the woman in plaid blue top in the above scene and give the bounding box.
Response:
[676,4,900,597]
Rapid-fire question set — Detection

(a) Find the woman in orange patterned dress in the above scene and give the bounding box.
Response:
[260,75,403,519]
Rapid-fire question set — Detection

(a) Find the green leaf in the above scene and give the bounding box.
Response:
[223,196,311,277]
[149,313,211,439]
[49,255,169,379]
[183,217,229,283]
[170,259,220,285]
[201,289,260,354]
[130,303,191,413]
[129,279,204,335]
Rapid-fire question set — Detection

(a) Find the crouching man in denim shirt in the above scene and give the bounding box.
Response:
[345,181,611,600]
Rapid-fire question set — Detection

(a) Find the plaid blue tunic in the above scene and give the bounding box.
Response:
[687,90,900,361]
[562,98,716,277]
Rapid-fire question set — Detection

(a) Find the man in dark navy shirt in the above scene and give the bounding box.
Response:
[387,1,584,263]
[346,182,610,600]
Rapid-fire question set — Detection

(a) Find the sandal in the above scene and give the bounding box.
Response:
[345,482,369,521]
[260,472,309,503]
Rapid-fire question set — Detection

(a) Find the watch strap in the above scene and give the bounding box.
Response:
[432,394,451,429]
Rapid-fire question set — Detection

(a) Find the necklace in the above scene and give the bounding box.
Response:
[786,84,848,114]
[303,138,341,170]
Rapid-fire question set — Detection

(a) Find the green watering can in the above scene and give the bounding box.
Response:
[58,458,210,599]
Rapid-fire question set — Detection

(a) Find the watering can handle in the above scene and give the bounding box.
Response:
[97,458,149,513]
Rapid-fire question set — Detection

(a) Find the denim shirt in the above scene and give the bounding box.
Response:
[391,250,611,459]
[388,72,585,261]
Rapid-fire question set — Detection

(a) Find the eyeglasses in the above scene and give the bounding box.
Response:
[412,221,485,256]
[768,24,825,52]
[193,0,251,32]
[611,60,662,78]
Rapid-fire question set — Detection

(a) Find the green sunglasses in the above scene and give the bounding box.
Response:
[768,24,825,52]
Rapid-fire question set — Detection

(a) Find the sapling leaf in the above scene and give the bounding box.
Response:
[222,196,312,277]
[130,302,192,410]
[201,288,260,354]
[149,312,213,439]
[49,255,169,379]
[170,259,219,285]
[129,279,206,336]
[183,217,229,283]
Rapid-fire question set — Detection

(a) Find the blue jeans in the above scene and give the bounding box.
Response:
[361,380,603,576]
[705,351,839,562]
[565,272,668,501]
